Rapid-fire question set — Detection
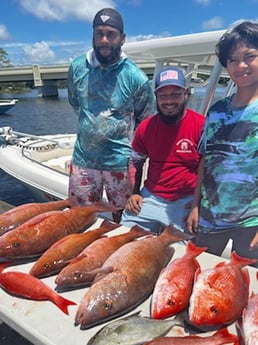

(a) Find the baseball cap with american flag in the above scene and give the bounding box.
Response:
[154,66,186,91]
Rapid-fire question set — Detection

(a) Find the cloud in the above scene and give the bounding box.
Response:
[0,24,11,40]
[202,16,224,30]
[23,41,56,64]
[19,0,117,21]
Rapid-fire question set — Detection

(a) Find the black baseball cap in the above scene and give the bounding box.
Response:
[93,8,124,33]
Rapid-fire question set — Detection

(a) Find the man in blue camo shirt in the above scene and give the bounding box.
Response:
[68,8,155,222]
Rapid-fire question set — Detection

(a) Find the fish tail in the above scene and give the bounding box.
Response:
[130,225,151,238]
[98,219,120,232]
[213,327,240,344]
[52,293,77,315]
[163,224,194,242]
[231,251,258,268]
[186,240,208,257]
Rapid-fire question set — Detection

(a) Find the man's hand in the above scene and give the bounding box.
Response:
[125,194,143,214]
[186,206,199,234]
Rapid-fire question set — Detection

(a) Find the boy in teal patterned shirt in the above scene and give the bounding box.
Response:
[187,21,258,265]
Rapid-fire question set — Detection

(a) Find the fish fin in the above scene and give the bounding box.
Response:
[129,225,152,238]
[231,251,258,268]
[193,267,201,282]
[93,266,114,283]
[67,253,88,265]
[186,240,208,258]
[213,327,240,344]
[163,224,194,242]
[98,218,120,232]
[52,293,77,315]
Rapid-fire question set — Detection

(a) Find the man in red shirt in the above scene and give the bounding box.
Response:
[121,66,205,233]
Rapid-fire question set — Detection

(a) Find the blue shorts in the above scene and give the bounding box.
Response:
[121,187,193,234]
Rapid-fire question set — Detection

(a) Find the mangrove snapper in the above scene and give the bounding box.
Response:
[0,199,72,236]
[29,219,119,278]
[55,225,149,290]
[75,224,192,329]
[0,202,118,259]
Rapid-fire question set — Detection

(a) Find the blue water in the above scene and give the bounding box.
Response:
[0,87,225,206]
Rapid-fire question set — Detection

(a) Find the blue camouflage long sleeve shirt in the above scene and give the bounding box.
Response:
[68,49,155,171]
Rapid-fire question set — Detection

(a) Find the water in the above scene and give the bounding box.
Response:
[0,89,77,206]
[0,87,225,207]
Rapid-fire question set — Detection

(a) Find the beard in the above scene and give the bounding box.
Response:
[157,103,186,124]
[93,42,122,66]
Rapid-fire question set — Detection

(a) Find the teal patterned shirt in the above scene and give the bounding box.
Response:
[198,96,258,232]
[68,50,155,171]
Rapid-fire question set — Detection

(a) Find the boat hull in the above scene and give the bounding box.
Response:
[0,99,18,114]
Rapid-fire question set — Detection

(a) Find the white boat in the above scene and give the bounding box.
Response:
[0,98,18,114]
[0,29,234,202]
[0,127,75,201]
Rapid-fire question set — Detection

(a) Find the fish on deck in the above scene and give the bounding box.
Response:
[236,289,258,345]
[188,251,258,328]
[0,202,118,259]
[143,327,240,344]
[74,224,192,329]
[87,311,185,345]
[0,199,72,236]
[0,265,76,315]
[29,219,120,278]
[55,225,149,290]
[151,240,207,319]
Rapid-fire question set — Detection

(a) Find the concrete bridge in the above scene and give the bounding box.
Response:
[0,64,71,97]
[0,63,155,97]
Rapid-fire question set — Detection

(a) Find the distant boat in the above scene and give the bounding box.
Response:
[0,98,18,114]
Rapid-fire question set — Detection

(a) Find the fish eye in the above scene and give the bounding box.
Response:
[44,263,51,269]
[168,299,175,306]
[12,242,20,248]
[74,272,83,279]
[104,300,112,310]
[210,306,219,315]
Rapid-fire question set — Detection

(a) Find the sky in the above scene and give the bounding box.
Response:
[0,0,258,66]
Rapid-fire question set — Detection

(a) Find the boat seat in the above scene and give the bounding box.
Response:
[44,156,71,174]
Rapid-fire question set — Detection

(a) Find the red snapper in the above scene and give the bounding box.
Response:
[188,251,258,327]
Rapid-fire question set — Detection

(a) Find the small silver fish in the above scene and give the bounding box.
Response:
[86,311,185,345]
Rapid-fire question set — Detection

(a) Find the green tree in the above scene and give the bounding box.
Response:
[0,48,12,67]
